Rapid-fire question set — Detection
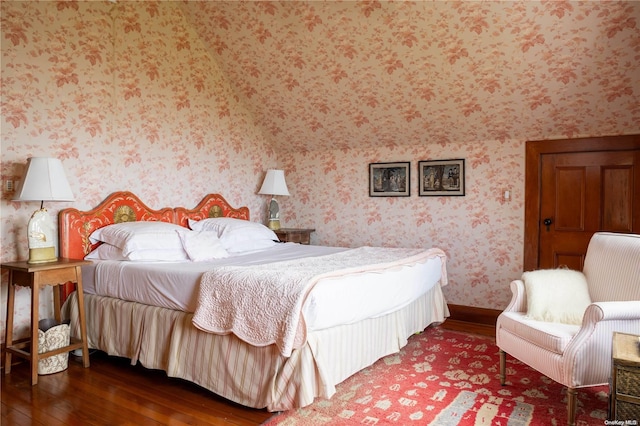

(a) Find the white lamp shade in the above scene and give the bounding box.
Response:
[258,169,290,196]
[13,157,74,202]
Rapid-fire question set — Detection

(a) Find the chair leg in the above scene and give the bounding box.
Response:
[567,387,577,426]
[499,349,506,385]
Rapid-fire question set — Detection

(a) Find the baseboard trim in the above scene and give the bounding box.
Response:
[441,304,500,338]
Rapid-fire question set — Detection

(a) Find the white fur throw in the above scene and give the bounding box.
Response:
[523,269,592,325]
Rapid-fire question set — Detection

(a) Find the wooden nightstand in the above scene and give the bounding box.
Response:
[2,258,91,385]
[610,331,640,421]
[275,228,315,245]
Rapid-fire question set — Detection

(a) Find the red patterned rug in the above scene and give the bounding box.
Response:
[263,327,608,425]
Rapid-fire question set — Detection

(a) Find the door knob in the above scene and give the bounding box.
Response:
[543,218,553,231]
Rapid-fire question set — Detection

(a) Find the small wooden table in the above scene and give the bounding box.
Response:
[275,228,315,245]
[2,258,91,385]
[610,331,640,421]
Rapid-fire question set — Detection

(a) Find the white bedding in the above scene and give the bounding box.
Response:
[82,243,445,332]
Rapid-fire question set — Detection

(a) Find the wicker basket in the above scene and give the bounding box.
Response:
[37,321,70,375]
[614,366,640,421]
[615,400,640,422]
[617,366,640,396]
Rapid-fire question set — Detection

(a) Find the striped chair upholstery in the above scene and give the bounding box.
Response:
[496,232,640,426]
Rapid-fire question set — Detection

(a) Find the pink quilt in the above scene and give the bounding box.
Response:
[192,246,447,357]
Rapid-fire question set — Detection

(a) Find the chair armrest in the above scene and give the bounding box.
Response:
[563,301,640,387]
[502,279,527,313]
[569,302,640,347]
[582,301,640,323]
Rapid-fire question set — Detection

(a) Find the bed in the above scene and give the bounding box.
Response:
[59,191,449,412]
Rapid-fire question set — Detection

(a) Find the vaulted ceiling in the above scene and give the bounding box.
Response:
[182,1,640,153]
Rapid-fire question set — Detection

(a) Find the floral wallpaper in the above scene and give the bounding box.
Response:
[1,1,639,343]
[184,1,639,153]
[0,0,275,341]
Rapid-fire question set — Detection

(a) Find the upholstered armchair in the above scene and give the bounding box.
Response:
[496,232,640,426]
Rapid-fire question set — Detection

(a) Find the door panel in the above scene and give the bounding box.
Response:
[554,167,585,231]
[602,166,633,232]
[524,135,640,272]
[538,150,637,269]
[555,252,583,271]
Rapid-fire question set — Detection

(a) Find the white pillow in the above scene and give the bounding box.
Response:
[523,269,592,325]
[85,243,127,261]
[187,217,270,236]
[125,248,188,262]
[221,236,277,254]
[177,230,229,261]
[85,243,188,262]
[89,221,185,256]
[188,218,278,253]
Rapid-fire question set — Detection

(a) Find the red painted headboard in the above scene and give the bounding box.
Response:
[58,191,250,260]
[174,193,249,228]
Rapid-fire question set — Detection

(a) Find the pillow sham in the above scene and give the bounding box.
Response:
[126,248,188,262]
[85,243,127,261]
[523,268,592,325]
[85,243,189,262]
[89,221,185,256]
[220,236,277,254]
[187,217,273,236]
[188,217,278,253]
[176,230,229,262]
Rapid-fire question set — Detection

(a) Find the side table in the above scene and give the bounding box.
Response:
[2,258,91,385]
[275,228,315,245]
[610,331,640,421]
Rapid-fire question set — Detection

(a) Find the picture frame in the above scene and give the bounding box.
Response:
[418,159,465,196]
[369,162,410,197]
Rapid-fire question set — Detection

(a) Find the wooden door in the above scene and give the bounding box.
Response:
[524,135,640,271]
[538,150,638,270]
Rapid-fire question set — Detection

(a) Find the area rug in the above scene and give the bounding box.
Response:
[263,327,608,425]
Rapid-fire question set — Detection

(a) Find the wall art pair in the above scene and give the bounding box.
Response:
[369,159,465,197]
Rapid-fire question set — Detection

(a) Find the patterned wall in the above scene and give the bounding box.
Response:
[184,1,640,153]
[1,1,639,342]
[0,1,275,341]
[182,0,639,309]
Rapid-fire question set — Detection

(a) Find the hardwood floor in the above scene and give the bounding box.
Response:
[439,318,496,338]
[1,322,488,426]
[1,351,273,426]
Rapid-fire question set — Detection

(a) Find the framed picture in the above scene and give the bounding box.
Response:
[369,162,410,197]
[418,159,465,196]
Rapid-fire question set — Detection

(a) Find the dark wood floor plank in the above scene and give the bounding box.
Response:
[71,353,261,425]
[46,370,172,426]
[1,351,273,426]
[2,401,50,426]
[1,372,76,426]
[61,356,249,425]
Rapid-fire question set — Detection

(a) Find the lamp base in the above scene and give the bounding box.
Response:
[26,207,57,264]
[28,247,57,264]
[267,219,281,231]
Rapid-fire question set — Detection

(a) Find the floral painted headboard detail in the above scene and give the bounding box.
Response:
[58,191,250,260]
[174,193,249,227]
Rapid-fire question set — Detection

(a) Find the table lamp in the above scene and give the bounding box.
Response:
[258,169,290,230]
[13,157,75,264]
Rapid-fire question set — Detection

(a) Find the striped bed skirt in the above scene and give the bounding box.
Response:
[63,284,449,412]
